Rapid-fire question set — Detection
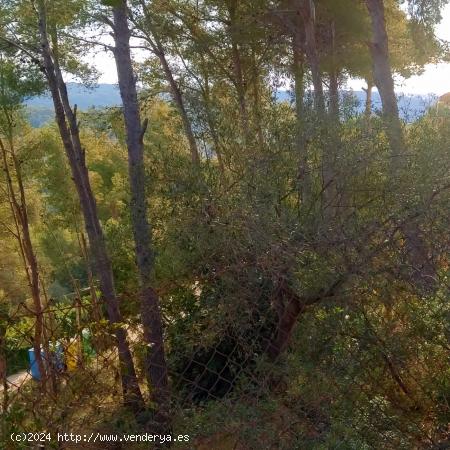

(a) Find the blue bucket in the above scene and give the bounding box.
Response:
[28,347,43,380]
[28,343,65,380]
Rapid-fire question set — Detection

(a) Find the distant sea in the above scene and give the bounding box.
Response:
[275,90,438,122]
[25,83,437,127]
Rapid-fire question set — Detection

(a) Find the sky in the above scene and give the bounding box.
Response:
[348,3,450,95]
[92,4,450,95]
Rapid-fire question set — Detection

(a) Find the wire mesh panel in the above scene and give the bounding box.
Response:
[1,200,449,450]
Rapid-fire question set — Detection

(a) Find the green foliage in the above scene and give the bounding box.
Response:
[101,0,122,7]
[1,0,450,447]
[0,53,45,107]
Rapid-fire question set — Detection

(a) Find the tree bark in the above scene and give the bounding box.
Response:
[267,294,304,361]
[363,80,373,118]
[36,0,144,411]
[267,276,344,361]
[155,41,200,165]
[329,70,339,121]
[0,135,47,389]
[298,0,334,216]
[365,0,404,168]
[299,0,325,116]
[112,1,170,427]
[136,3,200,166]
[365,0,435,289]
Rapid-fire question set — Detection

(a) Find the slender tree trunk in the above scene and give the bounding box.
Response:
[136,4,200,166]
[365,0,435,289]
[299,0,325,116]
[73,282,84,368]
[329,71,339,119]
[112,1,170,427]
[156,43,200,165]
[365,0,404,167]
[363,80,373,118]
[11,148,50,385]
[0,136,47,388]
[36,0,144,411]
[79,231,106,352]
[329,71,339,122]
[299,0,334,216]
[327,67,341,218]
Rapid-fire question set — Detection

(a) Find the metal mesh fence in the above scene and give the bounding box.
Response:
[1,111,450,450]
[1,208,449,450]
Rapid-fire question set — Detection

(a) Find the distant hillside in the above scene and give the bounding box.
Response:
[26,83,121,109]
[25,105,55,128]
[25,83,436,127]
[25,83,121,127]
[276,90,437,122]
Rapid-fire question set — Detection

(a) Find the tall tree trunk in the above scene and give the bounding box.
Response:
[136,3,200,166]
[231,43,249,138]
[155,41,200,165]
[329,70,339,121]
[112,1,170,428]
[365,0,435,289]
[36,0,144,411]
[299,0,325,116]
[0,136,47,389]
[11,147,51,386]
[298,0,333,216]
[365,0,404,167]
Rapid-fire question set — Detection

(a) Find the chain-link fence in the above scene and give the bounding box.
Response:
[1,202,450,450]
[1,106,450,450]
